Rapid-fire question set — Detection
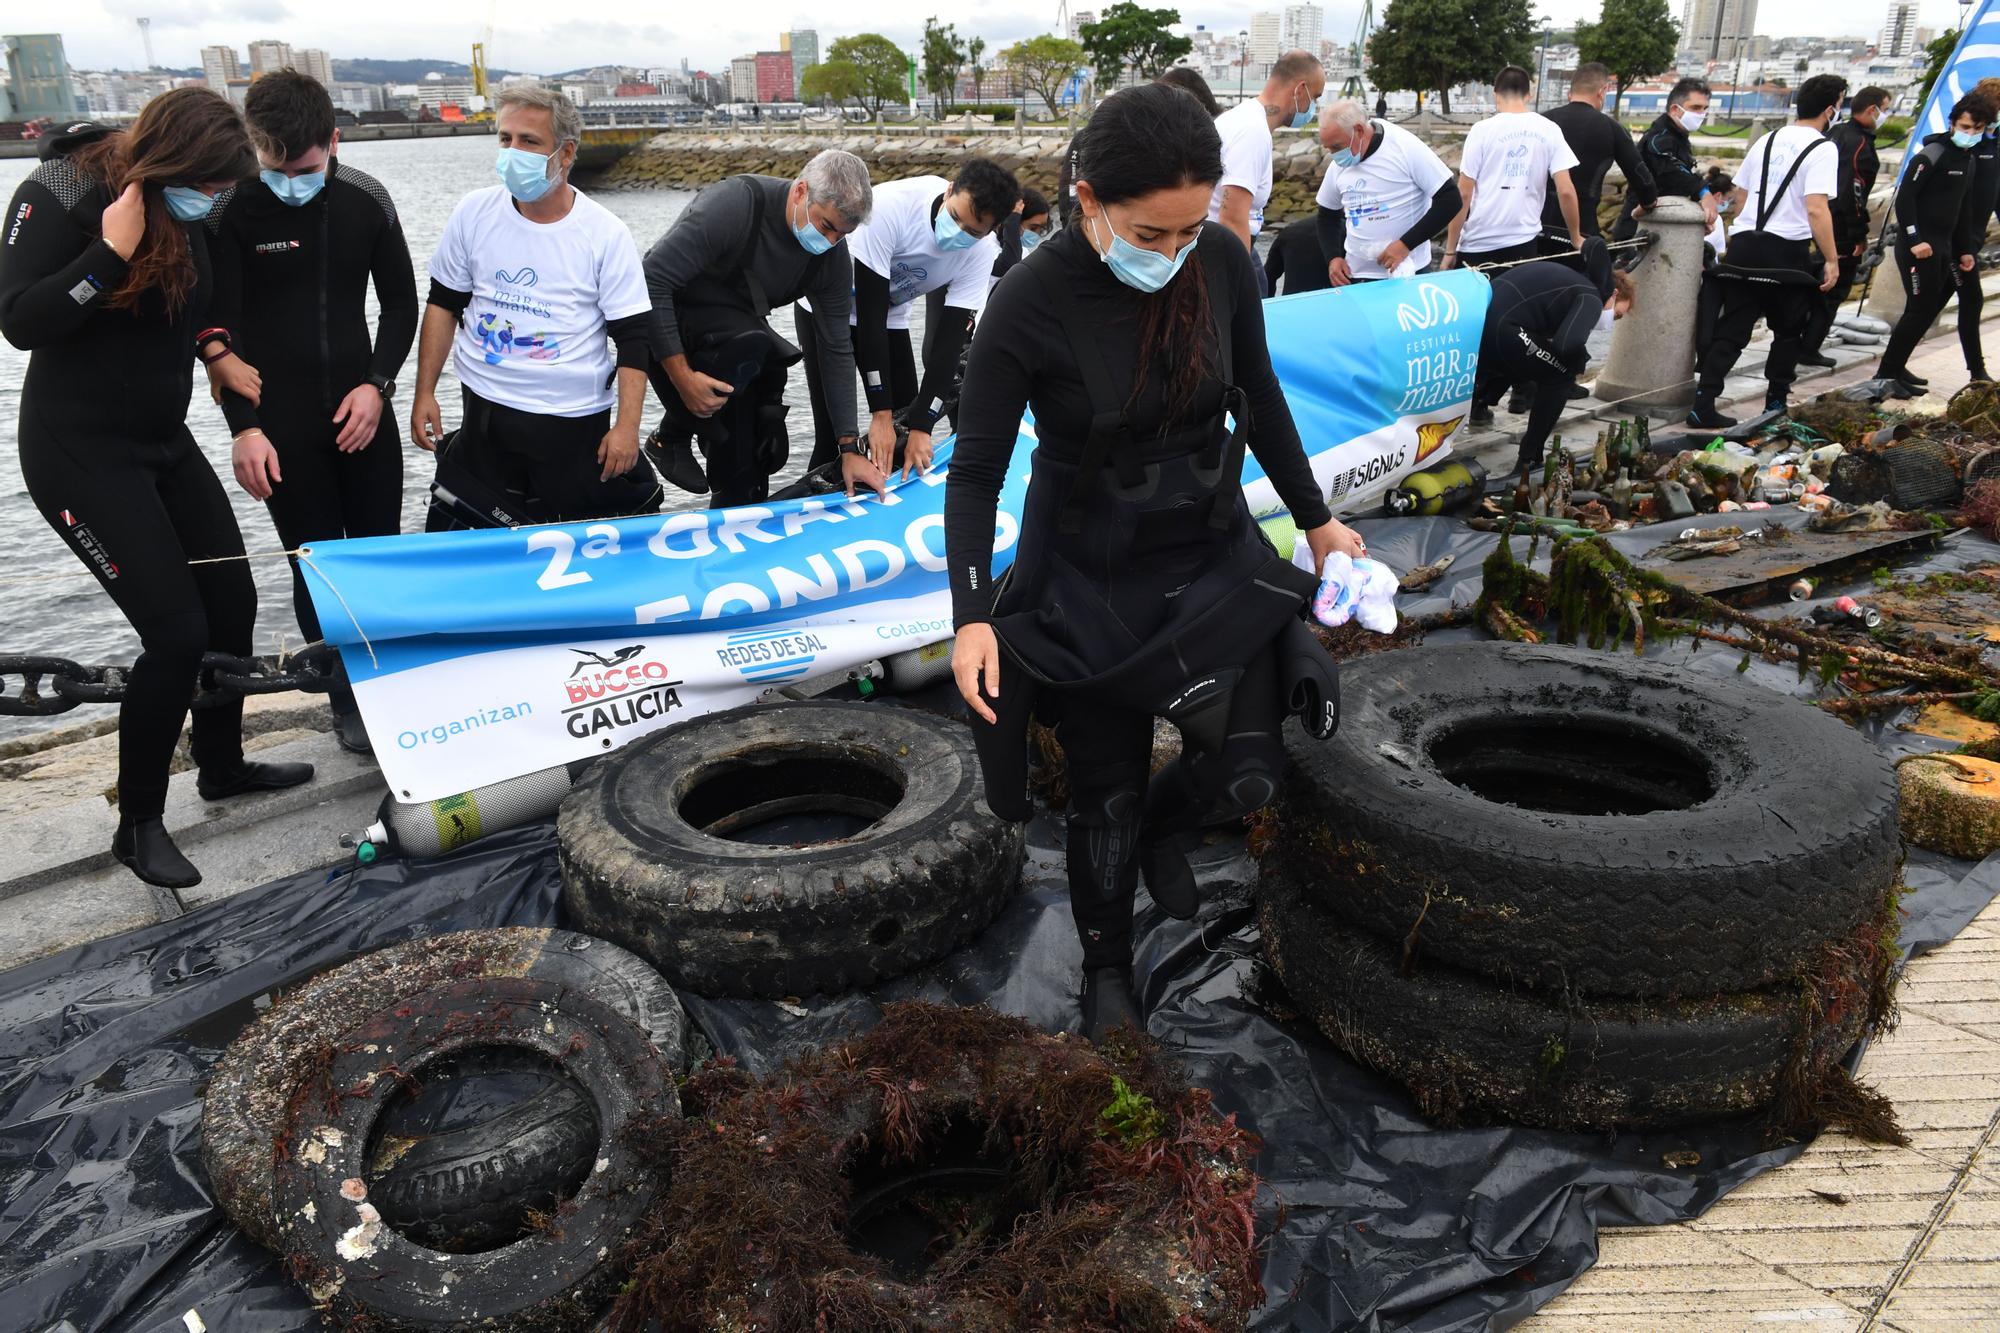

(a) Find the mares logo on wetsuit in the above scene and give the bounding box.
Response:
[561,644,684,740]
[6,202,28,247]
[254,240,301,254]
[58,509,118,581]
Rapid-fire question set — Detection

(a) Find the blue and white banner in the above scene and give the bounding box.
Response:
[305,272,1489,801]
[1899,2,2000,184]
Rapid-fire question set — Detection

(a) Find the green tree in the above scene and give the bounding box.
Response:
[1079,3,1192,90]
[801,59,865,109]
[922,16,969,115]
[1916,28,1961,111]
[968,36,987,103]
[1574,0,1679,115]
[1006,34,1088,117]
[1367,0,1534,114]
[827,33,911,113]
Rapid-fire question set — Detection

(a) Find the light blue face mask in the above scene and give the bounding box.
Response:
[1331,142,1358,168]
[495,146,558,202]
[1290,89,1318,130]
[1954,128,1984,150]
[1021,229,1044,252]
[933,197,981,251]
[163,185,217,222]
[260,168,326,207]
[1093,212,1198,293]
[791,198,834,255]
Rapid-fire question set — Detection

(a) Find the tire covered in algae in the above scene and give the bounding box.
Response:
[202,927,687,1251]
[1269,641,1900,998]
[1257,866,1878,1130]
[274,974,672,1329]
[559,701,1025,999]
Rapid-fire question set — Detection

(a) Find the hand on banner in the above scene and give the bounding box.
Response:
[598,421,640,480]
[953,621,1001,724]
[333,384,382,452]
[841,450,890,501]
[868,411,898,473]
[411,392,444,451]
[903,428,934,481]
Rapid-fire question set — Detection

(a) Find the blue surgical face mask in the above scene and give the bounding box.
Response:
[260,168,325,207]
[1332,139,1359,168]
[1021,229,1043,252]
[933,197,981,250]
[163,185,217,221]
[495,146,558,202]
[1092,212,1197,293]
[1953,128,1984,150]
[791,197,834,255]
[1291,88,1318,130]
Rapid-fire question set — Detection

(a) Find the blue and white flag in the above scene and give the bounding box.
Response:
[304,272,1489,801]
[1900,2,2000,182]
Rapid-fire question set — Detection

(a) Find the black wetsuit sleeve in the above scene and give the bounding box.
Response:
[851,261,897,414]
[1264,230,1289,286]
[1613,124,1658,209]
[0,176,130,351]
[427,279,472,316]
[642,177,749,362]
[1644,126,1703,199]
[1550,289,1601,370]
[1897,147,1941,246]
[1228,248,1332,530]
[1317,205,1345,262]
[908,309,971,432]
[207,202,260,435]
[605,312,650,371]
[993,213,1023,279]
[368,207,419,382]
[943,273,1042,626]
[1398,177,1463,252]
[806,245,859,434]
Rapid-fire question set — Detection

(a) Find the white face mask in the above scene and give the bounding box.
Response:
[1595,305,1616,334]
[1679,107,1707,133]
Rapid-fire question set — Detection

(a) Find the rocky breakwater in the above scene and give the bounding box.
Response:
[586,130,1354,225]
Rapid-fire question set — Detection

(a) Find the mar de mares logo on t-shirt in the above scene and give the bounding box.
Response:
[478,266,560,365]
[889,260,930,305]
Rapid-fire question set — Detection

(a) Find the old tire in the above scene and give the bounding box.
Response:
[203,927,685,1251]
[1257,867,1874,1130]
[1271,642,1900,997]
[559,701,1025,998]
[274,975,672,1329]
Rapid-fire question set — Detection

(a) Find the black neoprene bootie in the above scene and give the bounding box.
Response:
[1080,966,1144,1043]
[114,817,200,889]
[1687,394,1736,430]
[1140,836,1199,920]
[645,424,710,495]
[197,760,315,801]
[331,699,372,755]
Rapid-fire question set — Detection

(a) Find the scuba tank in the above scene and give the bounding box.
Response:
[883,639,956,691]
[346,761,590,862]
[1384,459,1488,517]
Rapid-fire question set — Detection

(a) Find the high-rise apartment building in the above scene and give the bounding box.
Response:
[789,29,819,98]
[1249,12,1283,67]
[3,34,78,118]
[1879,2,1921,58]
[1281,5,1324,57]
[300,49,334,86]
[729,55,758,103]
[201,45,240,93]
[1679,0,1760,64]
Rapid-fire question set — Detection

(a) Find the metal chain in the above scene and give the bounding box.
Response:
[0,641,345,717]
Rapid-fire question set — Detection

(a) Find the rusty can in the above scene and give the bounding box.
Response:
[1789,578,1816,601]
[1811,596,1883,629]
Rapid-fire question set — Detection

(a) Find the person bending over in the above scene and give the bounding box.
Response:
[1472,253,1635,477]
[0,92,312,891]
[944,84,1365,1039]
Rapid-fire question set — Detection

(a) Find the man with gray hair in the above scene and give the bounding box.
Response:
[411,83,656,527]
[642,150,887,505]
[1315,98,1461,283]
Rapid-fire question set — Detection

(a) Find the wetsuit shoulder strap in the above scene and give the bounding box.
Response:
[1019,249,1138,534]
[1752,134,1827,231]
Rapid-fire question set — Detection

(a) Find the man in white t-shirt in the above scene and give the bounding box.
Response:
[1210,50,1325,291]
[797,159,1019,480]
[1314,100,1462,283]
[1445,66,1583,271]
[410,85,653,525]
[1690,74,1846,428]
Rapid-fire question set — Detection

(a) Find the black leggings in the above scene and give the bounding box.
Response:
[1958,258,1988,376]
[1477,327,1573,474]
[19,419,253,821]
[796,310,917,469]
[424,387,624,529]
[1055,644,1284,969]
[1881,245,1955,379]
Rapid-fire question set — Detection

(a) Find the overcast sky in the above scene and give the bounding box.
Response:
[47,0,1980,76]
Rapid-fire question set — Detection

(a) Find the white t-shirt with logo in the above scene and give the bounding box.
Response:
[428,184,650,418]
[1736,124,1837,242]
[1314,119,1456,278]
[800,175,998,332]
[1457,111,1580,252]
[1209,98,1275,236]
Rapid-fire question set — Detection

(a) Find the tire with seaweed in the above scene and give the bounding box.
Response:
[559,702,1025,999]
[1270,641,1900,998]
[202,927,687,1251]
[274,974,673,1329]
[1257,864,1892,1132]
[605,1001,1264,1332]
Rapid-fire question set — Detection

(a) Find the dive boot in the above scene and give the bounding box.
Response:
[1140,836,1200,921]
[1080,966,1144,1042]
[1686,394,1736,430]
[644,425,710,495]
[114,817,200,889]
[331,700,372,755]
[197,760,315,802]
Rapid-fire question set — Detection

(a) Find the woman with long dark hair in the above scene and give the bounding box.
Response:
[0,88,313,890]
[944,84,1363,1037]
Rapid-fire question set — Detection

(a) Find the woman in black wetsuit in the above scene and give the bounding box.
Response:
[0,89,313,890]
[944,84,1364,1038]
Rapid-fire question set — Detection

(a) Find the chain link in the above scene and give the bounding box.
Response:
[0,641,345,717]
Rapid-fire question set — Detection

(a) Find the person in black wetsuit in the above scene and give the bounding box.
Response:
[1615,78,1718,241]
[1540,63,1656,249]
[1875,92,1994,395]
[1262,215,1331,294]
[0,91,313,891]
[943,85,1362,1039]
[1471,255,1634,476]
[206,71,418,754]
[1799,85,1887,366]
[1954,77,2000,382]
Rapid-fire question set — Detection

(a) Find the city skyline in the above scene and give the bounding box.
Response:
[33,0,1977,78]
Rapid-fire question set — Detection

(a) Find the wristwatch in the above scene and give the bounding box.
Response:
[366,373,397,399]
[837,437,868,458]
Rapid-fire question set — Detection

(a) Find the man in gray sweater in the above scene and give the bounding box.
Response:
[643,149,887,504]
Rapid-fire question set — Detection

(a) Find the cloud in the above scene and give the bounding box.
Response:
[101,0,293,28]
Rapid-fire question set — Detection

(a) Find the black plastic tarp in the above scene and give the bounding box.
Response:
[4,516,1999,1333]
